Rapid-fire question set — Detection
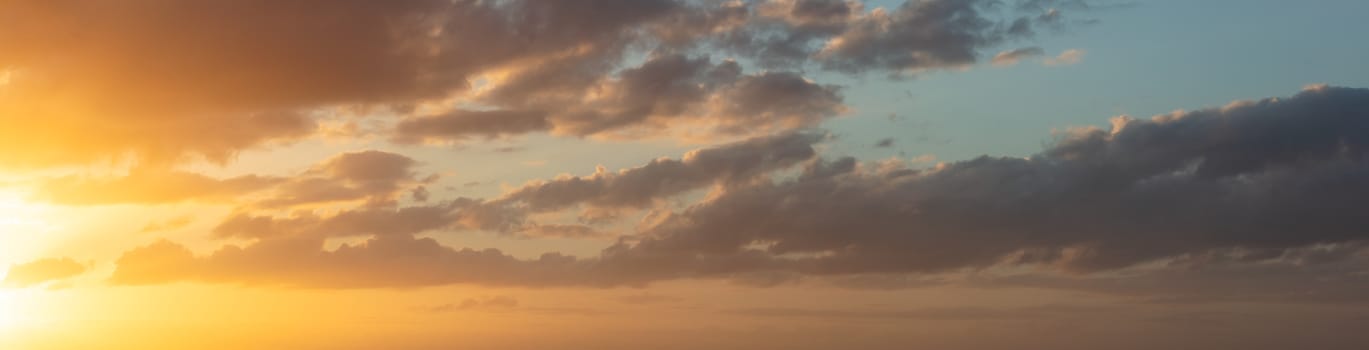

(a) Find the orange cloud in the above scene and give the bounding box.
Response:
[3,257,88,288]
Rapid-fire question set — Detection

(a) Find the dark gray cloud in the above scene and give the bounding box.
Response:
[109,87,1369,291]
[967,243,1369,304]
[494,131,826,212]
[811,0,1040,74]
[416,54,846,140]
[714,0,1071,75]
[622,86,1369,275]
[1,0,1084,167]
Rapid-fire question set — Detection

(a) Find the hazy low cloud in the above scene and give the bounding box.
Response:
[31,169,282,206]
[992,47,1046,66]
[104,86,1369,291]
[3,257,88,288]
[256,150,434,208]
[31,150,431,208]
[1044,49,1086,66]
[421,295,521,313]
[104,87,1369,294]
[728,304,1112,321]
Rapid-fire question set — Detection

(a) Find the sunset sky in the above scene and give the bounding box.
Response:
[3,0,1369,349]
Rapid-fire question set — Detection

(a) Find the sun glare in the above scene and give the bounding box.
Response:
[0,289,27,331]
[0,190,59,262]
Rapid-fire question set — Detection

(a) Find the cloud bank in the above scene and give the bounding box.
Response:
[105,86,1369,295]
[0,0,1079,167]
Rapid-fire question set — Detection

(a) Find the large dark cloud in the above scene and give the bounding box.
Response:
[625,86,1369,275]
[0,0,1079,167]
[396,54,846,142]
[107,86,1369,290]
[0,0,674,166]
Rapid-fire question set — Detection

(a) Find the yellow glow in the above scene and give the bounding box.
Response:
[0,289,28,332]
[0,196,46,227]
[0,190,60,262]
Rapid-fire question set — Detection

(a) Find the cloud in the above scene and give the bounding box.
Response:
[616,293,683,305]
[108,235,597,288]
[1,0,1086,168]
[204,132,821,241]
[1044,49,1086,66]
[31,169,283,206]
[726,0,1074,76]
[105,86,1369,290]
[411,54,847,141]
[422,295,521,313]
[991,47,1046,66]
[0,1,445,167]
[391,110,551,144]
[968,243,1369,304]
[212,204,459,240]
[494,131,826,212]
[449,131,830,235]
[3,257,88,288]
[257,150,431,208]
[0,0,679,167]
[30,150,428,207]
[812,0,1034,74]
[622,86,1369,275]
[728,304,1111,321]
[138,216,195,233]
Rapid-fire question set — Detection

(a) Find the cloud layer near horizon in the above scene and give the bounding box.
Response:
[100,86,1369,297]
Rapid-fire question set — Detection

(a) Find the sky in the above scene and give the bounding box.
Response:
[2,1,1369,349]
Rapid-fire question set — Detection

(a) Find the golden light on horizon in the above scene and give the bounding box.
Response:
[2,1,1369,349]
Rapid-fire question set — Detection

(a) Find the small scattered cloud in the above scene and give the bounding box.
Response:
[3,258,89,288]
[1044,49,1086,66]
[139,215,195,233]
[617,293,684,305]
[991,47,1046,67]
[419,295,520,313]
